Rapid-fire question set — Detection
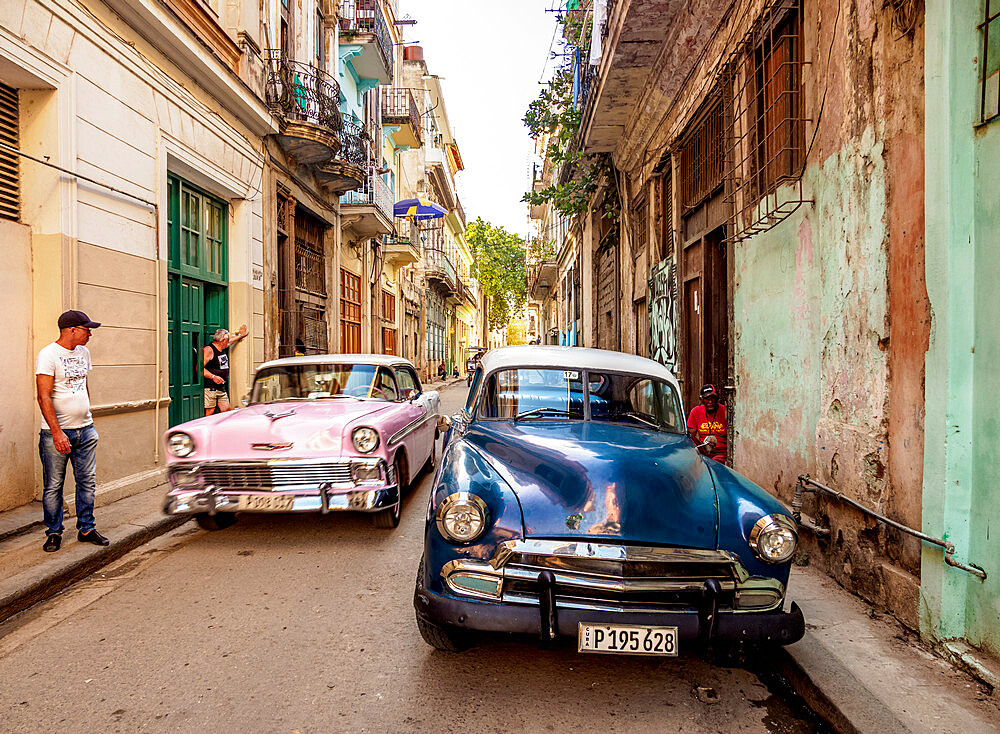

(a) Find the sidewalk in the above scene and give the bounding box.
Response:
[780,564,1000,733]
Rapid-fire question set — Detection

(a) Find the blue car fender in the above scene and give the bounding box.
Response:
[421,438,524,597]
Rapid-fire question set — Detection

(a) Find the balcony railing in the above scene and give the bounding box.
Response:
[339,0,393,80]
[339,118,374,167]
[454,196,466,228]
[265,51,343,133]
[381,87,421,144]
[341,169,394,221]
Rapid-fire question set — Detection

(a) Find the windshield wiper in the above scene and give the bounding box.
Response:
[513,407,576,421]
[620,412,661,430]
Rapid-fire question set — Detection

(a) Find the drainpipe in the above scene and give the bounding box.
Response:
[794,475,987,581]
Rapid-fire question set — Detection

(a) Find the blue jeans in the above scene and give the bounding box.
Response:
[39,425,99,536]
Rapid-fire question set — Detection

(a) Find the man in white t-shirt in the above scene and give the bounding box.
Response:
[36,310,110,552]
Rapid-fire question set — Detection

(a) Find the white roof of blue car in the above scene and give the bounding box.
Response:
[255,354,416,372]
[480,346,680,389]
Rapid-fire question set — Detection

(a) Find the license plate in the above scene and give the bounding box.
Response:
[577,623,678,656]
[237,494,295,511]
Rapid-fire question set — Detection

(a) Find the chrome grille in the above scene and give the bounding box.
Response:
[495,541,742,611]
[194,461,353,491]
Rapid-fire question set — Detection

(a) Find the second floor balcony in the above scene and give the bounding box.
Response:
[265,51,343,164]
[381,87,422,149]
[339,0,393,84]
[340,164,394,238]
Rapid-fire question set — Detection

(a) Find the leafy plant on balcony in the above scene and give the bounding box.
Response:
[522,41,616,219]
[466,218,527,332]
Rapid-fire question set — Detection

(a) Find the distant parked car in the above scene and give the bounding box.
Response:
[163,355,440,531]
[414,346,804,655]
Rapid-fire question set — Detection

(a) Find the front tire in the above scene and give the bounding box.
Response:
[194,513,238,531]
[414,557,473,652]
[371,456,404,529]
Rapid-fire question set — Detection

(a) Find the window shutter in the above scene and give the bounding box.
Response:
[0,82,19,222]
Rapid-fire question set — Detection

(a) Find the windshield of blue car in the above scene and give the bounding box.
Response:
[479,368,684,432]
[482,368,585,419]
[250,364,390,404]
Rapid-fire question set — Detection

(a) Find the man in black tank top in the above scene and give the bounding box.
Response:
[203,325,248,416]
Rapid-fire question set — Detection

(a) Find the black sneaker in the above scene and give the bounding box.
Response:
[77,529,110,546]
[43,534,61,552]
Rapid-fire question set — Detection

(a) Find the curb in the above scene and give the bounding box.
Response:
[0,513,190,624]
[774,633,910,734]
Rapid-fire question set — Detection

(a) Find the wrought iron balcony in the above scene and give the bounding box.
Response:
[341,167,394,223]
[265,51,343,133]
[339,0,394,83]
[339,118,374,168]
[265,51,344,164]
[381,87,421,147]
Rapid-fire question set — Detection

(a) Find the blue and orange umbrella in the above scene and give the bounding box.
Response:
[393,197,448,220]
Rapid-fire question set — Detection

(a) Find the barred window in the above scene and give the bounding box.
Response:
[680,97,725,212]
[0,82,18,222]
[632,197,648,256]
[752,8,804,194]
[982,0,1000,124]
[340,269,362,353]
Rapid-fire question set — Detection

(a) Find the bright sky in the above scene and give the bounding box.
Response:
[397,0,558,238]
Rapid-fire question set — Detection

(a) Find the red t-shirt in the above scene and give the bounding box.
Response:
[687,403,728,462]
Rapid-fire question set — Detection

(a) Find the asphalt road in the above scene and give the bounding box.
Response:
[0,383,825,733]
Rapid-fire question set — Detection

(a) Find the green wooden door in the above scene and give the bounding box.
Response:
[167,174,229,426]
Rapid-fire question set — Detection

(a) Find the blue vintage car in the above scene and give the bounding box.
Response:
[413,346,804,655]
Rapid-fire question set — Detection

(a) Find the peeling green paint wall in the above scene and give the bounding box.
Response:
[733,127,893,603]
[923,0,1000,658]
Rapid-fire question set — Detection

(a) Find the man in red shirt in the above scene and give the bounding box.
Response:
[687,384,728,462]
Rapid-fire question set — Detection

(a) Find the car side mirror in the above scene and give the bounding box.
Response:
[401,387,418,401]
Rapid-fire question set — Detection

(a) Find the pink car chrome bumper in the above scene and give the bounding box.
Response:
[162,457,398,515]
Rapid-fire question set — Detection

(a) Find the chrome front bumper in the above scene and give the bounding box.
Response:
[163,484,399,515]
[440,539,787,614]
[163,457,398,515]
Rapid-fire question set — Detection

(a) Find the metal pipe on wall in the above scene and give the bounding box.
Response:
[794,475,987,581]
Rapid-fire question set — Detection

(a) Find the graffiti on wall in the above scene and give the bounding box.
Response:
[649,258,678,371]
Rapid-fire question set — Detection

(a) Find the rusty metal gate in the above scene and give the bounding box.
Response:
[596,244,618,350]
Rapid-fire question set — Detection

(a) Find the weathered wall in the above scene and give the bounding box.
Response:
[731,0,927,626]
[0,220,36,511]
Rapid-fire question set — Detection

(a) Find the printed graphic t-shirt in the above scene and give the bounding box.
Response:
[687,403,728,462]
[36,343,93,430]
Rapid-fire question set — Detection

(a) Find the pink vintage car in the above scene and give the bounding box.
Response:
[162,355,441,531]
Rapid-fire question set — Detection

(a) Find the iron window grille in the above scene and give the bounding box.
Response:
[981,0,1000,125]
[723,0,808,242]
[680,96,726,212]
[0,82,19,222]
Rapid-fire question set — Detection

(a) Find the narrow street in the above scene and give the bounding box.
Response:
[0,383,824,733]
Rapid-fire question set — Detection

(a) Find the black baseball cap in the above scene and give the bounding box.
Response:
[700,384,718,399]
[58,310,101,330]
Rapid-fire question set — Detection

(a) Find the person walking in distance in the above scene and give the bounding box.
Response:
[36,310,108,552]
[687,383,728,463]
[204,325,248,416]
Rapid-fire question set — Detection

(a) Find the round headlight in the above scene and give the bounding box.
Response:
[436,492,490,544]
[352,427,380,453]
[167,432,195,458]
[749,514,798,563]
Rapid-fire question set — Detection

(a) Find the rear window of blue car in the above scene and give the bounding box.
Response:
[479,368,684,433]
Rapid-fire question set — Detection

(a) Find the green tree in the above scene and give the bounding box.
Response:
[466,218,527,332]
